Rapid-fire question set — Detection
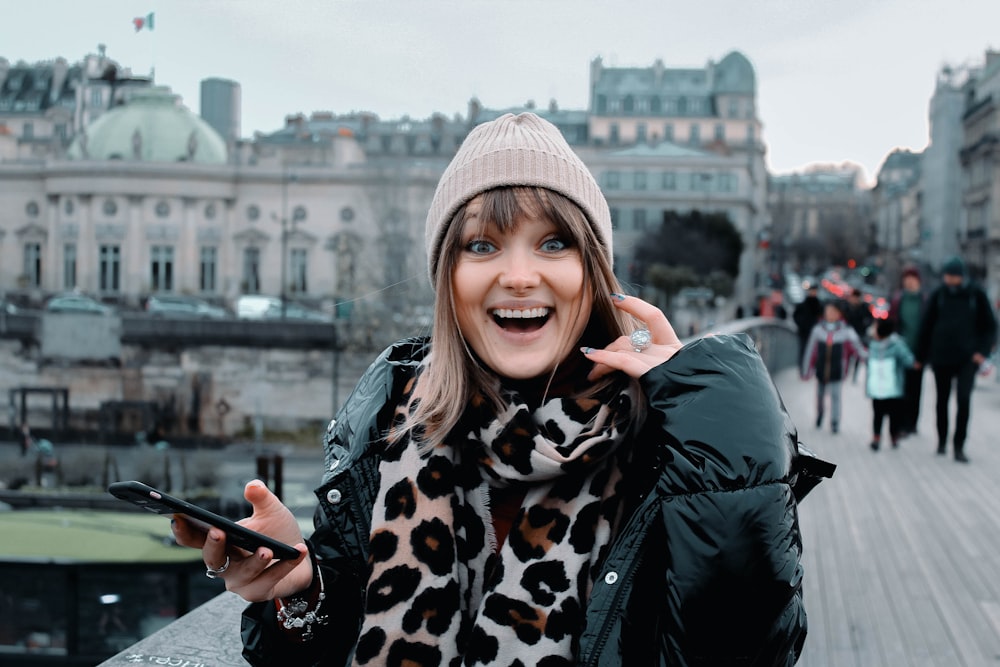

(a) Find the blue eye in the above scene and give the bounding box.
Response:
[466,239,496,254]
[541,237,569,252]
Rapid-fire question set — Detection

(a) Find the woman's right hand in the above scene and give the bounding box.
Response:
[172,479,313,602]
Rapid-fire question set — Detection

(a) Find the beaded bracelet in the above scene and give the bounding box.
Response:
[275,560,327,640]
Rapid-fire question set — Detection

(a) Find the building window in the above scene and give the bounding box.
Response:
[200,246,218,292]
[728,99,739,118]
[650,97,661,114]
[204,203,217,219]
[691,173,712,191]
[663,124,674,142]
[678,97,688,115]
[99,245,121,292]
[247,205,260,222]
[689,124,700,145]
[714,123,725,142]
[292,205,307,223]
[25,201,39,217]
[22,123,33,139]
[155,201,170,218]
[609,123,619,145]
[242,247,261,294]
[717,173,736,192]
[340,206,355,222]
[623,95,635,113]
[89,87,104,108]
[290,248,308,294]
[150,246,174,291]
[55,123,68,140]
[596,95,607,113]
[634,209,647,231]
[605,171,621,189]
[636,123,647,143]
[64,198,74,215]
[63,243,77,290]
[103,199,118,217]
[23,243,42,288]
[634,171,647,190]
[746,123,756,145]
[662,172,677,191]
[609,208,620,230]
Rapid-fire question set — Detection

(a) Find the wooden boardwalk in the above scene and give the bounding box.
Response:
[776,366,1000,667]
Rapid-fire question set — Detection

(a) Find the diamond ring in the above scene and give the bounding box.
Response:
[630,329,652,353]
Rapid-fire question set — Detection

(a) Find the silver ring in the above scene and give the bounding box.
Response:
[205,555,231,579]
[630,329,652,353]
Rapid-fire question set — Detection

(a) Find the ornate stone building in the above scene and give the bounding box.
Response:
[583,52,770,310]
[2,49,777,323]
[960,50,1000,303]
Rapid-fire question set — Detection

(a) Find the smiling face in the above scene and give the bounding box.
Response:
[451,192,592,380]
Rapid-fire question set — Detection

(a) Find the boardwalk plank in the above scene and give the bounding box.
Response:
[775,368,1000,667]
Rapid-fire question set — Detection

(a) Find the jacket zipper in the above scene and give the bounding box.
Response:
[580,500,657,666]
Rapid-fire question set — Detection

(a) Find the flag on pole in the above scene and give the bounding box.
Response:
[133,12,155,32]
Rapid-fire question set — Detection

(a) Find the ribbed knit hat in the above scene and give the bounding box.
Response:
[424,112,612,287]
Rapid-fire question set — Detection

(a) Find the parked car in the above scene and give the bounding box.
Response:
[146,295,229,319]
[235,295,280,320]
[263,300,332,323]
[44,293,114,315]
[235,295,331,322]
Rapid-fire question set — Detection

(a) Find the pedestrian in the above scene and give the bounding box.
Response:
[844,287,874,383]
[865,318,915,451]
[915,256,998,463]
[793,283,823,364]
[888,265,927,437]
[173,112,833,665]
[802,300,867,434]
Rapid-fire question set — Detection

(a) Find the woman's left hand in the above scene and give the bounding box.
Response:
[582,294,683,380]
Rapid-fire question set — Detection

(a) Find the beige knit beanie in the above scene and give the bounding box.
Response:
[424,112,612,287]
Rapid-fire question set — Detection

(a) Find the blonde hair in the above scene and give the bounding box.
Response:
[394,186,641,448]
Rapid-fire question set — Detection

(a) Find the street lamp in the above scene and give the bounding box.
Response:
[273,167,297,320]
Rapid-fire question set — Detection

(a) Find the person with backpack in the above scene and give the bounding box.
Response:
[866,318,916,451]
[915,256,998,463]
[802,300,867,434]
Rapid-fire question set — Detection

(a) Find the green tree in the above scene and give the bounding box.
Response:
[632,211,744,303]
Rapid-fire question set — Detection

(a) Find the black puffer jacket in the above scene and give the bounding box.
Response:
[242,334,834,666]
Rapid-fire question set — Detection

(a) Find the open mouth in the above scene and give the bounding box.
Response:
[491,307,550,333]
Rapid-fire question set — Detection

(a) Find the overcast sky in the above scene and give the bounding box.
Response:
[4,0,998,184]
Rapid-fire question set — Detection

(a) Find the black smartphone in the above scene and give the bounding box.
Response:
[107,480,300,560]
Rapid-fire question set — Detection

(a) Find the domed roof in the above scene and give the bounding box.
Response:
[713,51,756,95]
[68,86,227,164]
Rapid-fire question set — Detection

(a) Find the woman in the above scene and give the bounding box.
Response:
[174,113,833,666]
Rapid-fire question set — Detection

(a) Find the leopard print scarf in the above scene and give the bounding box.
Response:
[352,377,638,667]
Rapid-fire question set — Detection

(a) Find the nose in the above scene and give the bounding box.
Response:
[497,248,540,291]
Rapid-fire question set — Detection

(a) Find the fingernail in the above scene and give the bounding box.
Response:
[581,347,594,355]
[610,293,626,301]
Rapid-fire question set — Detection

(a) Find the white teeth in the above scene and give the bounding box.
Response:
[492,307,550,319]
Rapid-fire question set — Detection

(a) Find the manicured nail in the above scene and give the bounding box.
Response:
[610,293,626,301]
[581,346,595,355]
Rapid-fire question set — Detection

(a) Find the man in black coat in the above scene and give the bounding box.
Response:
[916,256,998,463]
[793,284,823,365]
